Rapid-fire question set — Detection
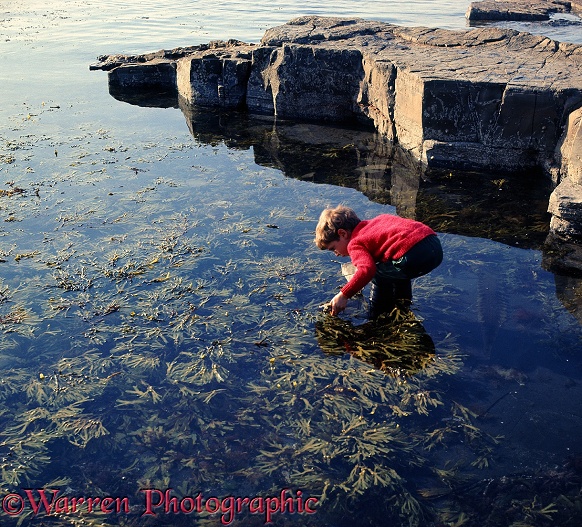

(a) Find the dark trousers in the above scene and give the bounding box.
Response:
[369,235,443,318]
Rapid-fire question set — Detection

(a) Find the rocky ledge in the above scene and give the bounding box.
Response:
[466,0,582,21]
[92,16,582,274]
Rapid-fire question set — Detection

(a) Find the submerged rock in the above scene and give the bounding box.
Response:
[92,16,582,273]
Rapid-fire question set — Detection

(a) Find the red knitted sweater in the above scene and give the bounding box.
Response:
[340,214,436,298]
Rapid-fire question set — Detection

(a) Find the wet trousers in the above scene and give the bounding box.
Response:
[369,234,443,318]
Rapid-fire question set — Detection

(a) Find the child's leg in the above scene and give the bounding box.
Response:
[393,279,412,302]
[393,234,443,279]
[369,278,411,318]
[369,281,395,319]
[368,235,441,319]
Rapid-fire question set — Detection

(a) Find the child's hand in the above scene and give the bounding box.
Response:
[330,292,348,316]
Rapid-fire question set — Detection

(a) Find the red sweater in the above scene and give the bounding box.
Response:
[340,214,436,298]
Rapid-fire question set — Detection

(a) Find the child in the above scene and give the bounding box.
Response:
[315,205,443,318]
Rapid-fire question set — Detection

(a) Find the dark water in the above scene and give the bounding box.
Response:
[1,2,582,526]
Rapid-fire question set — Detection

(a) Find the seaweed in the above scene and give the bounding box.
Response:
[0,86,580,527]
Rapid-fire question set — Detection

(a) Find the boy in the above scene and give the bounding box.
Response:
[315,205,443,318]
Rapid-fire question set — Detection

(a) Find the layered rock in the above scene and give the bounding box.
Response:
[466,0,580,21]
[92,16,582,272]
[545,106,582,274]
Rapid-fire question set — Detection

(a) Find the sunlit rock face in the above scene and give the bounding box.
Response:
[94,15,582,272]
[254,17,582,174]
[557,106,582,187]
[544,107,582,274]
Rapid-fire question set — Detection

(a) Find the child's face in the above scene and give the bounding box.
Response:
[326,229,350,257]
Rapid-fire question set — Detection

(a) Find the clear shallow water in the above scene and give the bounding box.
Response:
[1,2,582,527]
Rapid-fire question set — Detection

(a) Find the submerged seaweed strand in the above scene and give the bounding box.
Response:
[238,330,463,525]
[2,109,559,527]
[0,227,464,527]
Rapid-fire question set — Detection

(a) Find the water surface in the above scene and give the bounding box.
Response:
[1,2,582,526]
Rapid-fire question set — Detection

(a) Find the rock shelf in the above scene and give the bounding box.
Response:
[466,0,582,21]
[92,15,582,273]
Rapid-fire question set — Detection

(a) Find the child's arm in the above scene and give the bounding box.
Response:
[330,291,348,315]
[329,248,375,315]
[340,247,376,299]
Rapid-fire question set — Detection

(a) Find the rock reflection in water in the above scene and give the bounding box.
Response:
[555,274,582,326]
[109,83,554,249]
[108,84,582,324]
[476,266,508,359]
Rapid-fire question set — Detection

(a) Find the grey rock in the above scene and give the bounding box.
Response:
[247,44,365,121]
[108,59,177,92]
[250,18,582,173]
[177,56,251,109]
[466,0,578,21]
[549,177,582,232]
[93,16,582,273]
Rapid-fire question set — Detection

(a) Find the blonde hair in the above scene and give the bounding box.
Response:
[314,205,361,249]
